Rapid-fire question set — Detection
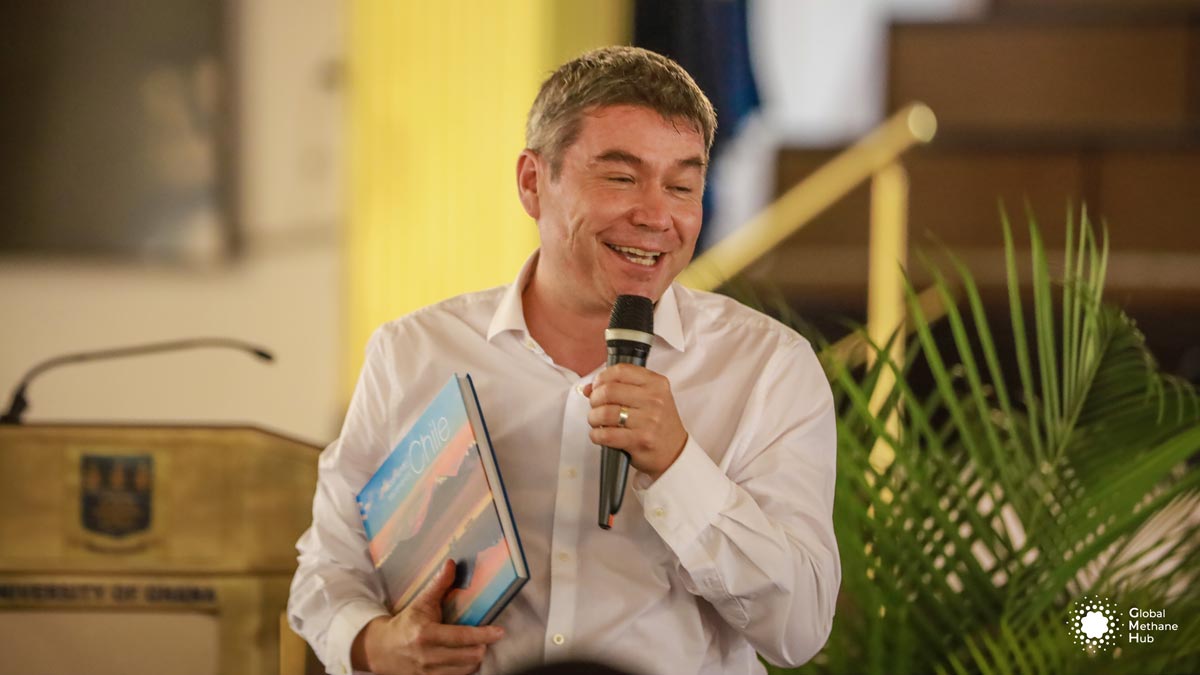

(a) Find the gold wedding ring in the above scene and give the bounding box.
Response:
[617,407,629,428]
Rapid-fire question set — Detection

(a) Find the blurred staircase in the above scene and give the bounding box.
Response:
[766,0,1200,374]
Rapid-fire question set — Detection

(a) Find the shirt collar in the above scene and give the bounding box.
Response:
[485,249,687,353]
[651,283,686,352]
[485,251,538,342]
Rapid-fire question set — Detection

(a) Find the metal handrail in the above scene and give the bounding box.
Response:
[677,102,937,291]
[677,103,940,476]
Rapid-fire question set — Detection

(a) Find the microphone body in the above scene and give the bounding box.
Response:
[598,296,654,530]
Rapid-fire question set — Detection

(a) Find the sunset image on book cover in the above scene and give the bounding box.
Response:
[355,374,527,626]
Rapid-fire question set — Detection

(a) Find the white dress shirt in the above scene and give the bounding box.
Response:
[288,253,840,675]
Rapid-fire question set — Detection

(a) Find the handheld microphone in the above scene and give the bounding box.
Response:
[598,294,654,530]
[0,337,274,424]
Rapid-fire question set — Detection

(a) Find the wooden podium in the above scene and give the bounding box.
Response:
[0,424,320,675]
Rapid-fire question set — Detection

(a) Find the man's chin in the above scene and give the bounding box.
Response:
[608,281,668,304]
[598,263,679,304]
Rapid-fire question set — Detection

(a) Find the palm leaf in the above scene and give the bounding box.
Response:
[754,208,1199,675]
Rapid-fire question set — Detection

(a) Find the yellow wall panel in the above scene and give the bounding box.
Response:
[344,1,631,394]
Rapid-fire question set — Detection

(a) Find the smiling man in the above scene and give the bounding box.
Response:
[288,47,839,675]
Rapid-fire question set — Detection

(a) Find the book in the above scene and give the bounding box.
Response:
[356,373,528,626]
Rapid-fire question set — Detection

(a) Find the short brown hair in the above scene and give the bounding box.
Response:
[525,46,717,178]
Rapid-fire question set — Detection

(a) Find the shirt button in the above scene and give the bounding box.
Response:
[565,468,578,479]
[552,633,566,645]
[654,507,666,519]
[557,551,570,562]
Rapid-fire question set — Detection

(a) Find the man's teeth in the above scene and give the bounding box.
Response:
[608,244,661,266]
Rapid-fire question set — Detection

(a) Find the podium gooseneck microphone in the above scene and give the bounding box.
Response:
[598,294,654,530]
[0,337,274,425]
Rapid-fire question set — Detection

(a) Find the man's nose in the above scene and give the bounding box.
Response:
[632,185,672,230]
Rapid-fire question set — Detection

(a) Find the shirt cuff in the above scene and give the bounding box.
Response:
[326,599,389,675]
[633,435,735,554]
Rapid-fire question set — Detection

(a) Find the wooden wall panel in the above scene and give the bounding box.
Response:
[1096,150,1200,248]
[769,146,1200,305]
[995,0,1200,10]
[774,148,1086,250]
[889,22,1195,135]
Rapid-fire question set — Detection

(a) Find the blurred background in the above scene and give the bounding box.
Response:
[2,0,1197,445]
[1,1,1198,672]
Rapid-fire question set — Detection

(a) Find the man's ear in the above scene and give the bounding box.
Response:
[516,149,542,220]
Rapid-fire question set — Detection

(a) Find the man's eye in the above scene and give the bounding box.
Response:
[608,176,634,183]
[670,186,693,194]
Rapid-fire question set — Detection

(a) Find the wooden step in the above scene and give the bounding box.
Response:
[994,0,1200,12]
[760,145,1200,306]
[775,145,1200,250]
[888,18,1199,137]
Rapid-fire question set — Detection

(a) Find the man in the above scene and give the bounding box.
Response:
[288,46,839,675]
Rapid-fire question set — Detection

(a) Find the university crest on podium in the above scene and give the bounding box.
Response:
[80,454,153,539]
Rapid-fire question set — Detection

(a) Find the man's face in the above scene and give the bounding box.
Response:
[524,105,706,314]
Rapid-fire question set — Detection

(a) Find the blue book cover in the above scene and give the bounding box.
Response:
[356,374,527,625]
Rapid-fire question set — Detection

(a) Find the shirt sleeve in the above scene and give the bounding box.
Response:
[287,328,395,675]
[631,338,840,668]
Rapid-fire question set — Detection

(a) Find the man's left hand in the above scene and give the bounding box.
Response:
[584,363,688,482]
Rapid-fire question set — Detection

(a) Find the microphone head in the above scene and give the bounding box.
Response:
[608,295,654,333]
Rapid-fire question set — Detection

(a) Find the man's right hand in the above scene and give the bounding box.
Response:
[351,560,506,675]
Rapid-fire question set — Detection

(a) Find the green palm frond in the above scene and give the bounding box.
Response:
[758,209,1200,675]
